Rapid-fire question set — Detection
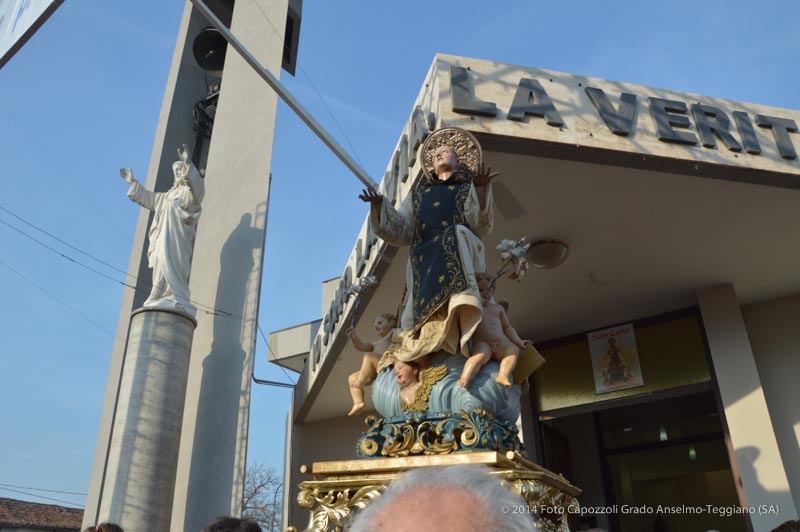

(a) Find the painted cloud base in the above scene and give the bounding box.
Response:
[371,350,522,423]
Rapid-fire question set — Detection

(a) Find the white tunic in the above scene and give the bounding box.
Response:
[127,162,204,316]
[371,181,493,364]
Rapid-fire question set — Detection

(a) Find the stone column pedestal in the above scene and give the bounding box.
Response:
[97,308,197,531]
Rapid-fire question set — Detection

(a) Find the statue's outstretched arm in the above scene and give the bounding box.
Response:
[365,187,413,247]
[121,167,156,211]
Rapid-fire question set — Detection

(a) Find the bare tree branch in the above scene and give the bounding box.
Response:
[241,462,283,532]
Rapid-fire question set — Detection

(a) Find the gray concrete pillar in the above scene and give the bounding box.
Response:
[83,3,211,527]
[97,308,196,531]
[698,284,798,531]
[169,1,287,530]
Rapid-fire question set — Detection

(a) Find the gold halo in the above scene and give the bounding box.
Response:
[421,127,482,178]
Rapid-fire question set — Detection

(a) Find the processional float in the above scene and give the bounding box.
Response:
[186,2,582,530]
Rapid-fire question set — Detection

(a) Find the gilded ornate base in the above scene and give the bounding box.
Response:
[356,409,522,458]
[289,451,581,532]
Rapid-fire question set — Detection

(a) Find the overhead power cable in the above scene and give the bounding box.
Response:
[0,256,123,340]
[0,103,133,243]
[246,0,365,170]
[0,203,131,278]
[0,205,244,320]
[257,322,297,386]
[0,485,84,508]
[0,483,87,496]
[0,205,301,383]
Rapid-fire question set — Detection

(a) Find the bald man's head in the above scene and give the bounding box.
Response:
[349,465,540,532]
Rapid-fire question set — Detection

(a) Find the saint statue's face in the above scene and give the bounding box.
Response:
[373,315,394,337]
[172,161,189,185]
[432,145,458,176]
[394,361,419,388]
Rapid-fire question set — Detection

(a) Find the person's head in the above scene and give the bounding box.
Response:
[83,523,124,532]
[349,465,540,531]
[772,520,800,532]
[201,516,262,532]
[373,313,397,336]
[394,360,420,389]
[477,273,495,305]
[432,145,459,177]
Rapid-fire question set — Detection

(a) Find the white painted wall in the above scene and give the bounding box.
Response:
[742,294,800,513]
[169,1,287,531]
[699,285,798,531]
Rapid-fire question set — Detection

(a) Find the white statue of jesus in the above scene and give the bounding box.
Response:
[120,144,204,317]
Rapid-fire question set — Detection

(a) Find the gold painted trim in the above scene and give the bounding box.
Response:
[290,451,580,532]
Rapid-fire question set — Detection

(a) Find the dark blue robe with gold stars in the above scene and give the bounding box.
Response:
[410,172,472,332]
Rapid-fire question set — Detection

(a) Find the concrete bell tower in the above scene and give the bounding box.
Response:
[82,1,302,530]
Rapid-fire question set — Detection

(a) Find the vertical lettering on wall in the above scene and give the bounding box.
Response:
[398,134,409,183]
[322,310,331,347]
[649,98,698,145]
[311,336,320,368]
[507,78,565,126]
[382,170,397,207]
[390,149,401,197]
[757,115,798,160]
[354,239,363,276]
[690,104,743,152]
[732,112,762,155]
[356,237,368,276]
[408,106,430,167]
[333,285,343,323]
[341,267,352,298]
[364,226,377,261]
[585,87,637,136]
[450,66,497,116]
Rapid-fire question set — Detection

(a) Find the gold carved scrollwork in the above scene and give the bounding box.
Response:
[381,422,417,456]
[296,484,387,532]
[291,451,581,532]
[507,479,579,532]
[358,409,522,459]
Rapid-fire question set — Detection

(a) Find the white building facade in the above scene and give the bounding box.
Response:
[272,54,800,532]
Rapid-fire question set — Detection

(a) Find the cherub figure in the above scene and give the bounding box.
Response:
[458,274,532,388]
[346,313,397,416]
[394,360,422,409]
[395,359,447,412]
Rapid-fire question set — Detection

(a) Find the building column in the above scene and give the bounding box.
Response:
[97,309,196,531]
[169,1,288,531]
[83,4,215,529]
[698,284,798,531]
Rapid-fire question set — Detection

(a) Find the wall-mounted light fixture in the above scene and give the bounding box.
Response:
[528,239,569,269]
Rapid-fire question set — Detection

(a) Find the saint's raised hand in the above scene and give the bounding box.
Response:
[119,168,134,184]
[473,163,499,187]
[177,144,190,164]
[358,187,383,206]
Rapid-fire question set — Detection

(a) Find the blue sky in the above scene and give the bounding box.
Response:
[0,0,797,510]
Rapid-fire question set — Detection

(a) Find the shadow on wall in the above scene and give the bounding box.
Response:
[181,211,263,529]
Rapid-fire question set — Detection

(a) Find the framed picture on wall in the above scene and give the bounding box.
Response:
[588,323,644,394]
